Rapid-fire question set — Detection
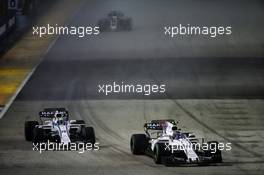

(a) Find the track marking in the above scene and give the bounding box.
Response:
[0,0,86,119]
[149,70,263,158]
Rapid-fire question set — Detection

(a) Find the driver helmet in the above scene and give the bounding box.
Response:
[173,131,186,140]
[54,111,65,125]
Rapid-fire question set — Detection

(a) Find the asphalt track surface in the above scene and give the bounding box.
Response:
[1,0,264,175]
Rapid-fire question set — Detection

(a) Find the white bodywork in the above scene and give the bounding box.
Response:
[40,119,82,144]
[150,122,199,163]
[52,121,71,144]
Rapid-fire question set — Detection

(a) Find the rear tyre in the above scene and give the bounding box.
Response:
[212,153,222,163]
[124,18,133,31]
[130,134,148,155]
[98,19,110,32]
[24,121,39,141]
[207,141,222,163]
[82,127,96,144]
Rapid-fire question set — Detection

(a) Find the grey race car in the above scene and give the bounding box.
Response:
[97,11,132,32]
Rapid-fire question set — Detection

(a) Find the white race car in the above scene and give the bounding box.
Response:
[24,108,95,145]
[130,119,222,165]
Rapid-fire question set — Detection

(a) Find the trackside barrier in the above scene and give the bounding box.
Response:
[0,12,16,41]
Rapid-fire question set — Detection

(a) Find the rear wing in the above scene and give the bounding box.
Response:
[144,123,178,130]
[144,123,164,130]
[39,108,69,118]
[144,119,178,130]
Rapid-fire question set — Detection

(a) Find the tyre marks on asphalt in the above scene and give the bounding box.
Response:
[72,101,166,168]
[170,100,264,175]
[211,101,264,159]
[175,100,263,158]
[149,68,264,159]
[78,101,125,143]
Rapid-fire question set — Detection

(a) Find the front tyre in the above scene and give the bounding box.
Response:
[154,143,164,164]
[130,134,147,155]
[32,127,45,144]
[24,121,39,141]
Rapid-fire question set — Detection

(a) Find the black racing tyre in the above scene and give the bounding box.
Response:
[33,127,45,144]
[82,127,96,144]
[24,121,39,141]
[207,141,220,153]
[125,18,133,31]
[207,141,222,163]
[75,120,85,124]
[98,19,109,32]
[212,152,222,163]
[130,134,148,155]
[154,143,164,164]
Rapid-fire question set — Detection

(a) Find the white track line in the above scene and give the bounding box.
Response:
[0,38,58,119]
[0,0,85,119]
